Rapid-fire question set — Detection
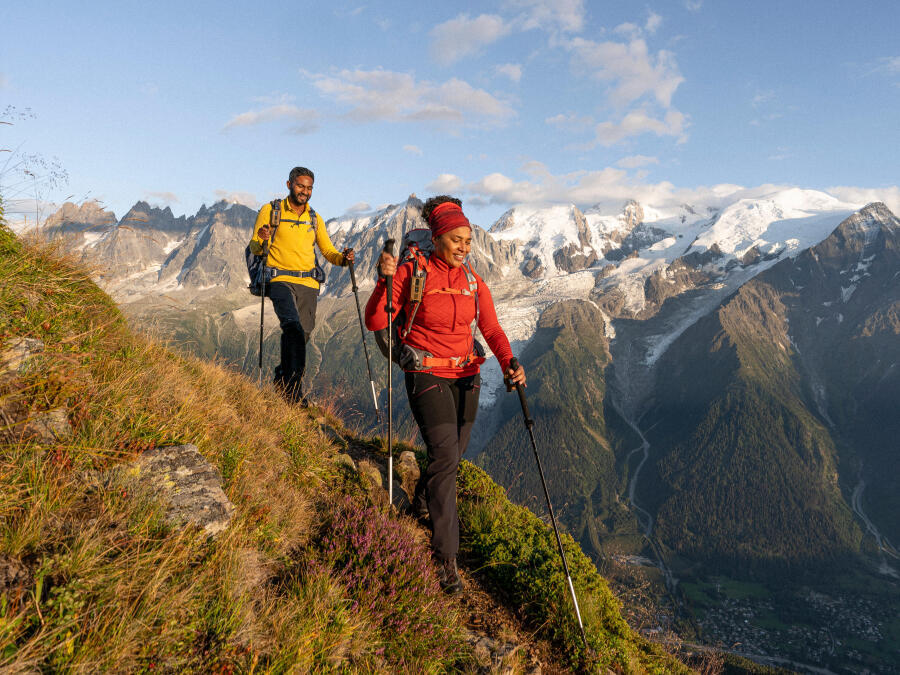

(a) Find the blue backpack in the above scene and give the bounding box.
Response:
[245,200,325,296]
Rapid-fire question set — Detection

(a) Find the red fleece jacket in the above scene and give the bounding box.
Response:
[364,255,514,378]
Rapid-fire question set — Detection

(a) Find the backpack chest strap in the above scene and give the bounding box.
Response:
[425,287,476,296]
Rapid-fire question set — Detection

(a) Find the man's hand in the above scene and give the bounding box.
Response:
[258,225,271,242]
[378,251,397,277]
[342,248,355,266]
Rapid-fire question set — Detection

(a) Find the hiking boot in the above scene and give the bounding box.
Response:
[436,558,463,595]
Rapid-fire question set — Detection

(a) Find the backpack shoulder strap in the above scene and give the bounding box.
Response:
[463,262,480,336]
[268,199,282,244]
[398,249,431,340]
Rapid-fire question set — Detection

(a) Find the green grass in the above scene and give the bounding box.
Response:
[750,611,788,632]
[711,578,771,601]
[457,461,691,674]
[680,583,715,608]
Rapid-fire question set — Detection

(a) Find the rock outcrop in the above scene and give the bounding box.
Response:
[129,444,235,538]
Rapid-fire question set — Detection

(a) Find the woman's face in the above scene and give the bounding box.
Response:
[433,226,472,268]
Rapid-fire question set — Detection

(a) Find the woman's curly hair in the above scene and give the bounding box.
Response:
[422,195,462,223]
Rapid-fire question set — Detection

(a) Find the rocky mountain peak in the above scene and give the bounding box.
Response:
[622,200,644,230]
[119,201,181,230]
[42,200,116,230]
[490,208,517,234]
[842,202,898,233]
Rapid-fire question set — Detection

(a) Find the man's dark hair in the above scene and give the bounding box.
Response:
[288,166,315,183]
[422,195,462,222]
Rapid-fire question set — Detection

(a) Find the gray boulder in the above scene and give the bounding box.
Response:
[0,337,44,377]
[23,408,73,443]
[131,444,234,538]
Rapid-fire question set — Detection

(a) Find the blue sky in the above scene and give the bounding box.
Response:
[2,0,899,227]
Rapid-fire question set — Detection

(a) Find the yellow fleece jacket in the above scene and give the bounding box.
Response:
[250,198,345,288]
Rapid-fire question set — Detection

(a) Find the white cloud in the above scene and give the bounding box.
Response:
[308,69,515,126]
[506,0,585,33]
[223,104,319,133]
[334,6,365,18]
[344,202,372,215]
[426,173,463,193]
[614,22,642,40]
[685,0,703,11]
[545,112,593,132]
[873,56,900,85]
[594,109,688,146]
[614,12,662,40]
[521,160,553,180]
[828,185,900,217]
[752,89,775,107]
[496,63,523,83]
[456,167,808,213]
[214,190,258,208]
[429,14,511,66]
[568,37,684,108]
[145,191,180,204]
[616,155,660,169]
[403,145,423,156]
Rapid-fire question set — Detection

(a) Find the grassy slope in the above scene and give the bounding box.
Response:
[0,218,688,673]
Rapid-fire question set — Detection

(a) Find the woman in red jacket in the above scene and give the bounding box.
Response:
[365,196,526,594]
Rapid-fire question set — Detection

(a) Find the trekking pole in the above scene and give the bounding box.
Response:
[257,206,280,388]
[257,238,270,388]
[505,357,588,647]
[348,257,381,420]
[383,238,396,507]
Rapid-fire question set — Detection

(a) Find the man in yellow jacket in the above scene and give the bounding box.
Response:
[250,166,354,405]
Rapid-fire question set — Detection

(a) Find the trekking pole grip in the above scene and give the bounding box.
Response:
[506,358,534,429]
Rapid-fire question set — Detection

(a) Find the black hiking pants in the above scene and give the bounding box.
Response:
[269,281,318,401]
[405,371,481,563]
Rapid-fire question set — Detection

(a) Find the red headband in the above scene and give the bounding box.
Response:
[427,201,471,238]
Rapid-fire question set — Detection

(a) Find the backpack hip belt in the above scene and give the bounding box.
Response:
[397,343,486,372]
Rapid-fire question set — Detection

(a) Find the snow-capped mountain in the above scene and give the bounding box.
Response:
[42,188,874,365]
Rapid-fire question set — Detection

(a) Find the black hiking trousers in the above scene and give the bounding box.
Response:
[405,371,481,563]
[269,281,318,401]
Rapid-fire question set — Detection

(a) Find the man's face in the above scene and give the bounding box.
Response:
[287,175,314,208]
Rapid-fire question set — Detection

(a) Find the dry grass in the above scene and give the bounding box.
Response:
[0,224,473,672]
